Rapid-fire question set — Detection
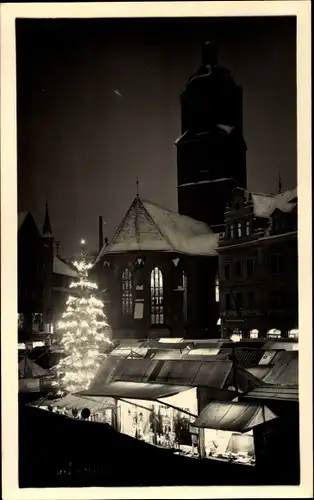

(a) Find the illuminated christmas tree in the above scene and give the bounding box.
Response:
[53,251,111,395]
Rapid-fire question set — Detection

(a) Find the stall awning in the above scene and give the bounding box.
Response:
[244,384,299,403]
[49,394,117,412]
[78,381,191,400]
[193,401,278,433]
[262,351,298,385]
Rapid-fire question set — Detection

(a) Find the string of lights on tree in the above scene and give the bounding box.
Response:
[53,240,112,395]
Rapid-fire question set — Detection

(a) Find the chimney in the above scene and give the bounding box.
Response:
[99,216,104,252]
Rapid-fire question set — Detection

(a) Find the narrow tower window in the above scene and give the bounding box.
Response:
[237,222,242,237]
[150,267,164,324]
[122,269,133,316]
[182,270,188,321]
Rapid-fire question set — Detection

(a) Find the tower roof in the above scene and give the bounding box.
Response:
[96,196,218,260]
[42,202,53,237]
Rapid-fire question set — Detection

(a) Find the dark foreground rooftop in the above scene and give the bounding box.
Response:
[19,404,299,488]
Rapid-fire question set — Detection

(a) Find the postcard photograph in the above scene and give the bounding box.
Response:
[0,2,312,499]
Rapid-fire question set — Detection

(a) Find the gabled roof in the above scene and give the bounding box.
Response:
[250,187,297,219]
[97,196,218,260]
[19,357,50,378]
[53,256,78,278]
[18,212,29,230]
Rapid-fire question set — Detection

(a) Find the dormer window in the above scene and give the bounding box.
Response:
[237,222,242,237]
[245,220,250,236]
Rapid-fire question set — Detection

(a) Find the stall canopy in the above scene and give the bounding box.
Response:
[78,381,191,401]
[19,357,50,379]
[47,394,116,412]
[91,357,233,390]
[261,351,298,385]
[193,401,278,433]
[243,384,299,403]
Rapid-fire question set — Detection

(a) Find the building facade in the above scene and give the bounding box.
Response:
[176,41,247,233]
[94,196,219,339]
[18,205,78,346]
[218,186,298,338]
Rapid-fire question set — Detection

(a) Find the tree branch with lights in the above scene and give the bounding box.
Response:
[53,251,112,395]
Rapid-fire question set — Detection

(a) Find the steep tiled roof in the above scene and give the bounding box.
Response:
[97,196,218,259]
[53,256,78,278]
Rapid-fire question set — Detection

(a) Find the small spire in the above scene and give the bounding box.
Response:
[277,173,283,193]
[43,200,53,237]
[136,175,139,197]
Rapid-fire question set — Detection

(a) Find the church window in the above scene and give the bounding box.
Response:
[230,225,234,238]
[237,222,242,237]
[215,273,219,302]
[245,221,250,236]
[122,269,133,316]
[150,267,164,324]
[182,270,188,322]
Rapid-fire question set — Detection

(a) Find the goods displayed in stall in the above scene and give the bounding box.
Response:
[204,428,255,466]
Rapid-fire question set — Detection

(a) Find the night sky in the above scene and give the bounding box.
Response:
[16,16,296,257]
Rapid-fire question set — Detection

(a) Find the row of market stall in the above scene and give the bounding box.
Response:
[26,339,298,470]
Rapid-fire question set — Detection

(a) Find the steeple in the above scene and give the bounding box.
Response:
[43,201,53,237]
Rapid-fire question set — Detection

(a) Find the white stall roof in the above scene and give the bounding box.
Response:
[193,401,277,433]
[78,381,191,400]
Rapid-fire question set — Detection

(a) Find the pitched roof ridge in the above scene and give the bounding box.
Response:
[110,197,139,246]
[141,197,211,228]
[138,197,174,250]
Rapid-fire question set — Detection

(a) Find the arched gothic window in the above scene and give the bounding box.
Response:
[150,267,164,324]
[215,273,219,302]
[121,268,133,316]
[182,270,188,321]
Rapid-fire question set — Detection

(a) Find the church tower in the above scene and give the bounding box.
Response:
[176,41,247,232]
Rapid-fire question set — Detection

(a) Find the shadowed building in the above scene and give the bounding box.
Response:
[218,186,298,338]
[18,205,78,345]
[94,196,219,339]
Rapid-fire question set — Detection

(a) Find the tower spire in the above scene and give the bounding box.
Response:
[136,175,139,197]
[43,199,53,237]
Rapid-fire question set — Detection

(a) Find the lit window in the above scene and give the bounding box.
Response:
[245,221,250,236]
[150,267,164,324]
[267,329,281,339]
[231,331,242,342]
[250,329,259,339]
[237,223,242,237]
[288,329,299,339]
[215,274,219,302]
[230,225,234,238]
[122,269,133,316]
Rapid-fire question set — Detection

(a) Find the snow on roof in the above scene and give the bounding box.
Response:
[251,187,297,218]
[18,212,28,230]
[53,256,78,278]
[97,197,218,260]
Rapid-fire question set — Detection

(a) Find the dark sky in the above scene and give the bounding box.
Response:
[16,16,297,257]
